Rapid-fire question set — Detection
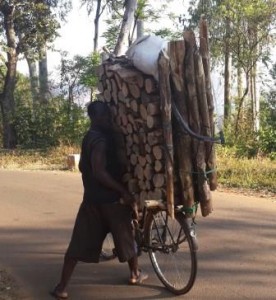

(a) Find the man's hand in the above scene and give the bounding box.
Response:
[120,191,139,220]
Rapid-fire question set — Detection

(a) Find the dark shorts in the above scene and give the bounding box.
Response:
[66,201,136,263]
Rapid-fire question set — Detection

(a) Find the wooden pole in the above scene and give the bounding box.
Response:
[169,40,195,217]
[158,50,175,219]
[184,30,213,217]
[199,16,218,191]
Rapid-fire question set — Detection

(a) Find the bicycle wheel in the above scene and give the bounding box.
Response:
[101,233,116,260]
[146,211,197,295]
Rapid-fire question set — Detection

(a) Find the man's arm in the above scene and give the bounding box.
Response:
[91,140,135,205]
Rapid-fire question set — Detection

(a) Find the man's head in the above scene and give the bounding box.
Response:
[87,101,112,130]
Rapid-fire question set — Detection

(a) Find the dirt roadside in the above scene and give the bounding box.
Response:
[0,269,18,300]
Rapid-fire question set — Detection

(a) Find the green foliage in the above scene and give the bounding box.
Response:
[79,52,101,88]
[217,146,276,193]
[60,52,100,101]
[13,97,89,148]
[259,64,276,156]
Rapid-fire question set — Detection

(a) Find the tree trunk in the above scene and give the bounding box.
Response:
[253,63,260,132]
[25,55,39,104]
[0,4,18,148]
[39,43,50,103]
[237,65,243,99]
[137,19,144,38]
[93,0,102,52]
[114,0,137,56]
[224,15,231,123]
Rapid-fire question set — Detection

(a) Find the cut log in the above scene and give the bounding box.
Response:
[115,67,144,88]
[145,153,153,164]
[106,79,112,91]
[145,78,157,94]
[147,130,163,146]
[147,115,161,130]
[130,100,138,113]
[132,144,140,154]
[152,145,163,160]
[129,84,141,99]
[121,114,128,126]
[138,180,146,191]
[148,189,162,200]
[147,102,160,116]
[184,31,212,217]
[199,16,217,191]
[144,164,153,181]
[139,104,147,121]
[138,155,147,167]
[145,143,152,154]
[127,123,133,134]
[122,82,129,97]
[134,164,144,180]
[126,135,133,148]
[141,91,160,105]
[158,49,174,218]
[114,73,123,90]
[153,174,165,188]
[103,89,111,102]
[140,190,148,202]
[118,91,125,102]
[133,133,139,144]
[169,40,195,216]
[154,160,164,172]
[111,79,118,104]
[130,153,137,165]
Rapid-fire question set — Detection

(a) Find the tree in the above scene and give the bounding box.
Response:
[0,1,19,148]
[0,0,63,148]
[113,0,137,56]
[188,0,276,135]
[60,52,100,104]
[102,0,174,52]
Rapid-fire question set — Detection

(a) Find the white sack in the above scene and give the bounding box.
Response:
[126,35,168,81]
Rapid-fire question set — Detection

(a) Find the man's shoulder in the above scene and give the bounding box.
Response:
[83,130,106,147]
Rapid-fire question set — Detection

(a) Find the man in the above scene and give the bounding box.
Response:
[51,101,147,299]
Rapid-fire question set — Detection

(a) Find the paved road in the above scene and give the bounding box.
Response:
[0,170,275,300]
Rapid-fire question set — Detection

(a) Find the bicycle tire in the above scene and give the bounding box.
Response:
[146,211,197,295]
[101,233,116,260]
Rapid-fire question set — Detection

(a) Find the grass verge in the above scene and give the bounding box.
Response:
[0,145,80,171]
[216,147,276,194]
[0,145,275,195]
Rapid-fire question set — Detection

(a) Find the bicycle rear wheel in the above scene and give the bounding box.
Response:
[146,211,197,295]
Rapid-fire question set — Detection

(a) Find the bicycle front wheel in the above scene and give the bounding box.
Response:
[146,211,197,295]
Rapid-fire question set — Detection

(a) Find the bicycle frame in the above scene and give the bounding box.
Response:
[134,200,198,254]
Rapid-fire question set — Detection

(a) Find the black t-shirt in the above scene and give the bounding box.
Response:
[79,128,124,204]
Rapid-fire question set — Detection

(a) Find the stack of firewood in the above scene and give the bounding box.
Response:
[97,61,168,207]
[97,17,217,218]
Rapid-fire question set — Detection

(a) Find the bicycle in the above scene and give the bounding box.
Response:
[101,103,223,295]
[100,199,198,295]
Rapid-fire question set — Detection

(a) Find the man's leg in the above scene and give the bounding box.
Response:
[52,255,77,298]
[128,255,139,279]
[128,255,148,284]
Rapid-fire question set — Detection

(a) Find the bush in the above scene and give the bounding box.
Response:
[13,97,89,149]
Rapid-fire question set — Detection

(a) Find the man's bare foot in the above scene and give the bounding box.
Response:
[50,284,68,299]
[129,270,148,285]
